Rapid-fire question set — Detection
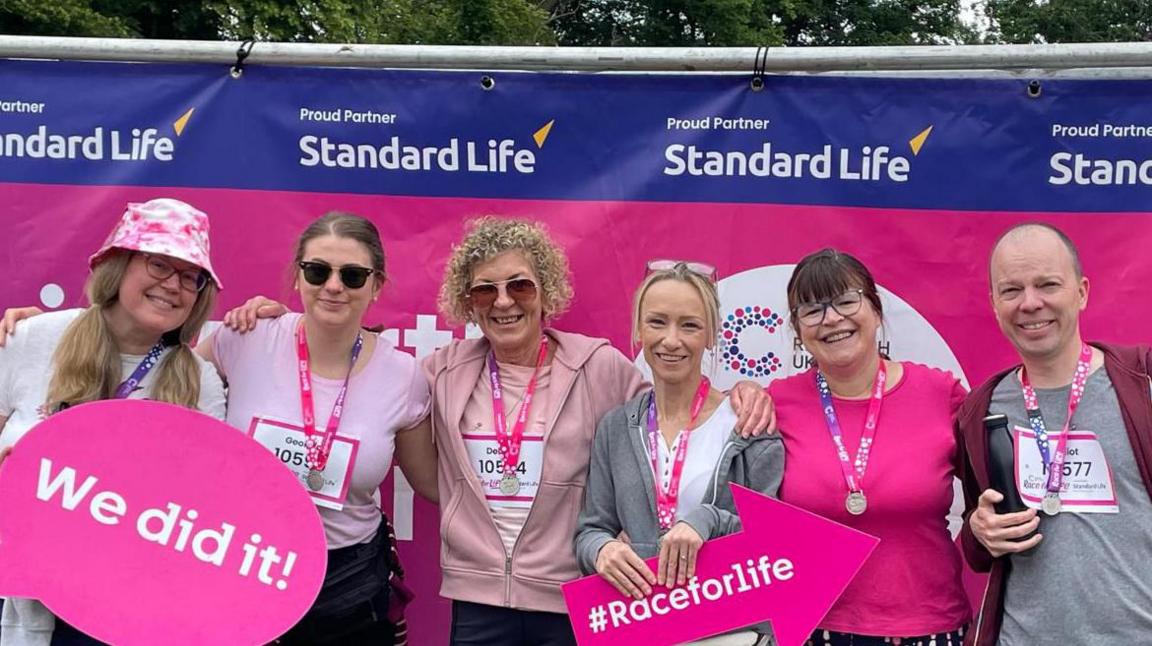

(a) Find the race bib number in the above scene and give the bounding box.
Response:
[1014,425,1118,514]
[248,417,359,511]
[462,433,543,509]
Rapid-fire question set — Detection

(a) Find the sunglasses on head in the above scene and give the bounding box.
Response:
[298,261,377,289]
[645,258,718,282]
[466,277,538,308]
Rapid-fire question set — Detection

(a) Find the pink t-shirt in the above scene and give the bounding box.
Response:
[460,361,552,555]
[213,313,431,548]
[768,362,970,636]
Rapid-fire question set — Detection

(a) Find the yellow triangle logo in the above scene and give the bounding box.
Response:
[173,108,195,137]
[909,126,933,156]
[532,120,555,149]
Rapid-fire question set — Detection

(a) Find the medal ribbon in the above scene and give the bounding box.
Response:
[646,377,712,530]
[487,336,549,478]
[113,340,170,399]
[816,359,887,496]
[295,324,363,473]
[1020,343,1092,497]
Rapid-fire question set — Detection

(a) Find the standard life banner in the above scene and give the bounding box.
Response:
[2,59,1151,641]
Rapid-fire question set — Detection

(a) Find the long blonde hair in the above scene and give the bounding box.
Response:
[45,251,218,412]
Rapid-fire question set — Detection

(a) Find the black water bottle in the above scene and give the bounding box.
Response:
[984,413,1028,514]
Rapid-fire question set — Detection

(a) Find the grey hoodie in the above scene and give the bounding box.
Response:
[574,389,785,574]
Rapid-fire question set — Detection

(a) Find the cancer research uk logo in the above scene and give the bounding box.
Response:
[0,103,196,162]
[632,265,968,391]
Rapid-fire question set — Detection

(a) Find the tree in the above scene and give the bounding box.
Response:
[0,0,555,45]
[550,0,973,46]
[984,0,1152,43]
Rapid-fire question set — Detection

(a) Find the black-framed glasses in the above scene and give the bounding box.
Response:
[141,253,209,293]
[645,258,718,282]
[466,278,538,308]
[298,261,377,289]
[792,289,866,327]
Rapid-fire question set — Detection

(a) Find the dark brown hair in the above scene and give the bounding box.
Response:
[786,248,883,336]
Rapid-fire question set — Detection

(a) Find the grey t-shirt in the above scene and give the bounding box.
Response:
[991,368,1152,645]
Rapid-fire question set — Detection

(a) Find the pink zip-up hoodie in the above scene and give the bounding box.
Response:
[423,328,646,613]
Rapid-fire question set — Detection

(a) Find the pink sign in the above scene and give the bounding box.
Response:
[562,485,880,646]
[0,400,328,645]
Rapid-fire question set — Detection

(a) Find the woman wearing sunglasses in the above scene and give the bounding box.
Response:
[192,212,436,645]
[575,261,783,646]
[767,249,969,646]
[0,198,226,646]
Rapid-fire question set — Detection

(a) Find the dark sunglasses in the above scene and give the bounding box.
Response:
[466,278,538,308]
[298,261,377,289]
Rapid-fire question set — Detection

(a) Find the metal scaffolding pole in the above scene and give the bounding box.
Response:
[1,35,1152,73]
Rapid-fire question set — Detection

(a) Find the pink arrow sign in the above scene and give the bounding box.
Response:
[562,484,879,646]
[0,400,328,645]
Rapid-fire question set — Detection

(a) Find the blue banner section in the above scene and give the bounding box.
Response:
[1,59,1152,212]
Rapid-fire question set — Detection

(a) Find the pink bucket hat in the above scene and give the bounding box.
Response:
[88,198,222,290]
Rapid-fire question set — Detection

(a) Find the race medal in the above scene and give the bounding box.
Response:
[488,337,548,505]
[499,474,521,496]
[816,360,887,520]
[1021,344,1092,517]
[846,491,868,515]
[306,469,325,492]
[295,324,363,494]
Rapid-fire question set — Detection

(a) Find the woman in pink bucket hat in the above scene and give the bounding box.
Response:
[0,198,226,646]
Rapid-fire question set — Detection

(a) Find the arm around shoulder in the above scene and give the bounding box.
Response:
[682,436,785,540]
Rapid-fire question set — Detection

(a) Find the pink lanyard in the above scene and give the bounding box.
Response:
[646,377,712,530]
[487,336,549,478]
[815,360,886,515]
[1020,343,1092,515]
[295,324,363,476]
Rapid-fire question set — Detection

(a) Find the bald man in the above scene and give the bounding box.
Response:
[953,223,1152,645]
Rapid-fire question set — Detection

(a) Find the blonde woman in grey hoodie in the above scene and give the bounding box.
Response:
[575,261,784,646]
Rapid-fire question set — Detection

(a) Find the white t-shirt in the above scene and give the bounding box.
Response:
[0,308,225,646]
[651,399,738,520]
[0,308,226,452]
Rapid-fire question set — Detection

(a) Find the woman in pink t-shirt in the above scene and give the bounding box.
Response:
[197,213,437,645]
[767,249,970,646]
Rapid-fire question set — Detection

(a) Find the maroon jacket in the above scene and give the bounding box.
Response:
[954,343,1152,646]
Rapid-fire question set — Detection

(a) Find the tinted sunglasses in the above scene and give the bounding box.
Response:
[298,261,377,289]
[645,258,718,282]
[466,278,538,308]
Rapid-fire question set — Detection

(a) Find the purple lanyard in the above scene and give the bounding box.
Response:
[1020,344,1092,499]
[815,360,887,495]
[113,341,169,399]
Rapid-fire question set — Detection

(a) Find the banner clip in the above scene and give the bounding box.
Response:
[230,40,256,79]
[750,46,769,92]
[1027,79,1043,98]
